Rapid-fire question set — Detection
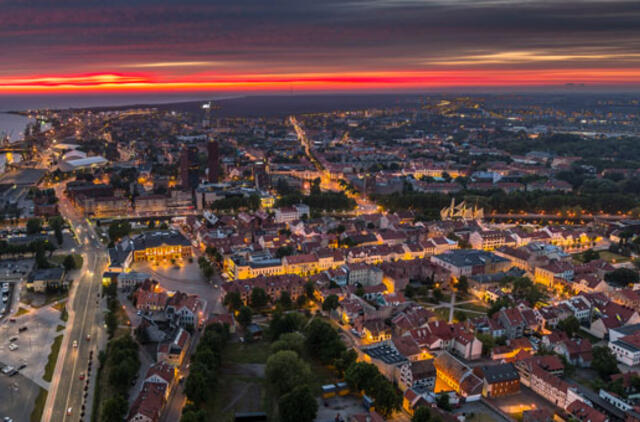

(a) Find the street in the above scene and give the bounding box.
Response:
[42,185,108,422]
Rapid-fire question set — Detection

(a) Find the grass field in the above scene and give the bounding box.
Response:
[50,253,84,269]
[456,302,489,313]
[43,334,63,382]
[225,340,272,364]
[30,387,47,422]
[15,306,30,317]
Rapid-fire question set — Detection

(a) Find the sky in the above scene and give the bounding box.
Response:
[1,0,640,93]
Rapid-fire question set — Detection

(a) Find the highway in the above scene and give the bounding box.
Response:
[42,184,107,422]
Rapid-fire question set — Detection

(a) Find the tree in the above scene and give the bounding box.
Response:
[412,406,432,422]
[279,385,318,422]
[63,254,76,271]
[581,249,600,263]
[250,287,269,309]
[198,257,214,280]
[605,268,639,286]
[180,409,208,422]
[372,378,402,417]
[108,221,131,243]
[269,311,306,340]
[48,216,64,245]
[101,395,128,422]
[265,350,311,396]
[105,310,118,338]
[270,332,305,355]
[304,281,315,299]
[557,316,581,338]
[432,288,443,303]
[237,306,253,329]
[345,362,380,392]
[456,276,469,294]
[278,291,292,309]
[436,393,451,411]
[592,346,620,378]
[322,294,340,312]
[305,319,345,363]
[334,349,358,377]
[184,370,209,406]
[276,245,294,258]
[223,291,243,312]
[26,217,42,234]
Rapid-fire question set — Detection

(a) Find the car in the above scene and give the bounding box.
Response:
[17,364,26,371]
[8,318,15,323]
[2,297,7,303]
[86,334,91,341]
[4,416,14,422]
[79,373,84,380]
[2,366,14,375]
[67,408,72,416]
[8,343,18,351]
[136,310,142,316]
[73,340,78,348]
[18,326,27,332]
[8,336,17,343]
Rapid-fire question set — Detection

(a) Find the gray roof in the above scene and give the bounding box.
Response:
[611,323,640,336]
[363,344,408,365]
[481,363,520,384]
[131,230,190,250]
[30,267,64,282]
[434,250,509,268]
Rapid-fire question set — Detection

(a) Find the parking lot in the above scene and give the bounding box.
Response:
[0,370,41,422]
[0,303,64,388]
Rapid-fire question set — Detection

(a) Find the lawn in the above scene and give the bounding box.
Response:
[225,340,272,364]
[433,307,451,321]
[15,306,30,317]
[30,387,47,422]
[456,302,489,313]
[598,250,630,263]
[21,290,68,308]
[50,253,84,269]
[43,334,63,382]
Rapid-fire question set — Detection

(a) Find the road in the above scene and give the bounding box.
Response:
[42,184,108,422]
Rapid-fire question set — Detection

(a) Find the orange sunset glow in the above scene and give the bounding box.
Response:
[1,69,640,93]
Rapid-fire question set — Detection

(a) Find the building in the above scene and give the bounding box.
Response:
[433,352,482,400]
[566,400,608,422]
[180,145,200,190]
[274,204,310,223]
[609,334,640,367]
[26,267,65,292]
[430,250,511,278]
[207,139,220,183]
[399,359,436,391]
[157,328,190,366]
[477,363,520,398]
[108,231,192,270]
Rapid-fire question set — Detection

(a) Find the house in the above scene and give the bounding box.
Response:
[476,363,520,398]
[530,365,571,409]
[399,359,436,391]
[157,328,190,366]
[431,250,511,278]
[26,268,66,293]
[566,400,609,422]
[609,333,640,367]
[554,338,593,368]
[143,362,176,398]
[433,352,482,400]
[590,302,640,339]
[165,292,204,328]
[128,382,166,422]
[451,331,482,361]
[514,355,565,387]
[469,230,517,251]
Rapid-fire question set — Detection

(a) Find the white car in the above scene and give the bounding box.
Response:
[8,343,18,351]
[1,366,14,374]
[72,340,78,348]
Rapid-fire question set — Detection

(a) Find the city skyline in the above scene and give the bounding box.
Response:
[1,0,640,93]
